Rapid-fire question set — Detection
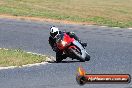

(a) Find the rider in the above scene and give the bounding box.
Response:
[48,26,87,61]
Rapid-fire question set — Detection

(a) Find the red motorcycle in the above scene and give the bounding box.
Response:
[55,33,90,62]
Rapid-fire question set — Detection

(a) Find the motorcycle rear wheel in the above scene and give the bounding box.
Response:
[85,54,90,61]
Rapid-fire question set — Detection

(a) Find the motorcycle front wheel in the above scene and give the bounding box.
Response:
[56,53,63,63]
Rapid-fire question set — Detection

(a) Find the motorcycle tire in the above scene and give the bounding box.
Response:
[85,54,90,61]
[56,56,63,63]
[56,53,63,63]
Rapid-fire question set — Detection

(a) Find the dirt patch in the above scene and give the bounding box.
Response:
[0,14,96,25]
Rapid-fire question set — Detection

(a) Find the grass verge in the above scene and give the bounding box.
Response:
[0,0,132,28]
[0,48,46,67]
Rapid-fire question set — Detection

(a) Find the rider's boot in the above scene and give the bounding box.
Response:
[81,42,87,47]
[69,32,87,47]
[78,40,87,47]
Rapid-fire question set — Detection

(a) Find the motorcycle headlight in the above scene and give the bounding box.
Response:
[61,41,67,46]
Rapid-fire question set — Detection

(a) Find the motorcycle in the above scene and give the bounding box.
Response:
[55,33,90,62]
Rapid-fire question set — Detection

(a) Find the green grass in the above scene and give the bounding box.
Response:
[0,0,132,28]
[0,48,46,67]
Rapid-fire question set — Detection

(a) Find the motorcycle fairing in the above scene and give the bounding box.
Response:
[72,40,86,58]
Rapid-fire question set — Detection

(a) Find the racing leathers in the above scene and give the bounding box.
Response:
[48,32,87,60]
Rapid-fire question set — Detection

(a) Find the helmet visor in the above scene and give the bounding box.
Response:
[50,31,58,38]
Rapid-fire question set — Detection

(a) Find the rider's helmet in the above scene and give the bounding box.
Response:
[50,26,60,38]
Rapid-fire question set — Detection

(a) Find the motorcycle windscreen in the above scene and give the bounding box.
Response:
[72,40,86,58]
[55,34,64,50]
[55,34,64,42]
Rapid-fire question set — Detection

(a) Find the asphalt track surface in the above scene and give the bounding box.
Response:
[0,18,132,88]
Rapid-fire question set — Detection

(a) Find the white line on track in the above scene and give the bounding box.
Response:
[128,28,132,29]
[0,48,54,70]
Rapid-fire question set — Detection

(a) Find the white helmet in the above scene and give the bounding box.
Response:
[50,26,60,38]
